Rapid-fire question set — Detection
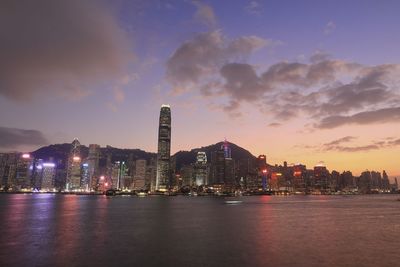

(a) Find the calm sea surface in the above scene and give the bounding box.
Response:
[0,194,399,267]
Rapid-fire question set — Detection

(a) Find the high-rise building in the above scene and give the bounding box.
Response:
[81,162,90,190]
[31,159,44,189]
[211,149,225,185]
[66,139,82,190]
[15,153,33,189]
[156,104,171,191]
[0,153,17,189]
[110,161,128,189]
[222,139,232,159]
[146,157,157,191]
[382,170,390,191]
[134,159,146,190]
[194,152,208,186]
[87,144,101,190]
[41,162,56,190]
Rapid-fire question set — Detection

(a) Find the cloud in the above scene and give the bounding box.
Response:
[318,136,400,153]
[387,138,400,146]
[0,127,49,149]
[316,107,400,129]
[0,0,133,101]
[220,63,265,102]
[324,21,336,35]
[324,136,357,147]
[310,50,331,63]
[192,1,217,27]
[245,1,262,15]
[166,31,400,129]
[217,59,400,126]
[332,144,381,152]
[268,122,282,127]
[166,31,274,86]
[107,73,139,112]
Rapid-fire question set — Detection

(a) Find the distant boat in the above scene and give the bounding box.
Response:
[224,200,243,205]
[137,191,148,197]
[105,189,116,196]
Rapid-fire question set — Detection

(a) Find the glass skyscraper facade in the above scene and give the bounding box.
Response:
[156,104,171,191]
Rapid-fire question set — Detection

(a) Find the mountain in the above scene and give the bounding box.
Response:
[31,144,156,165]
[31,141,256,169]
[173,141,256,170]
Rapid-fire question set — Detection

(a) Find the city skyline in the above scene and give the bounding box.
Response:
[1,0,400,178]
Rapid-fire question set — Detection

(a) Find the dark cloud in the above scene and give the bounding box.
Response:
[332,144,380,152]
[166,31,273,87]
[316,107,400,129]
[0,126,48,148]
[166,29,400,129]
[318,136,400,153]
[0,0,133,101]
[324,136,357,147]
[220,63,265,102]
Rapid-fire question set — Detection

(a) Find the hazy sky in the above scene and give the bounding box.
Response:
[1,0,400,177]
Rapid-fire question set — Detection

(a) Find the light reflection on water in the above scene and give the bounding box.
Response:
[0,194,399,267]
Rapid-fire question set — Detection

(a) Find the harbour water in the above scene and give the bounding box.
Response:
[0,194,399,267]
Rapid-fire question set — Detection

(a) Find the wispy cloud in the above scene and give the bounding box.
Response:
[316,107,400,129]
[317,136,400,153]
[245,1,262,15]
[192,1,217,28]
[324,21,336,35]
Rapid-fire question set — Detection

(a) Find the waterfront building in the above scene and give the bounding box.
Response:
[31,159,44,189]
[134,159,146,190]
[210,149,225,185]
[194,152,208,186]
[146,157,157,191]
[156,104,171,191]
[358,171,372,193]
[180,165,194,187]
[15,153,34,189]
[66,139,82,190]
[87,144,101,190]
[293,164,307,192]
[382,170,390,191]
[41,162,56,190]
[81,162,90,191]
[0,153,17,189]
[314,162,329,191]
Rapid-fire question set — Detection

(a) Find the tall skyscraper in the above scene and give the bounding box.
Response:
[156,104,171,191]
[87,144,100,190]
[66,138,81,190]
[194,152,208,186]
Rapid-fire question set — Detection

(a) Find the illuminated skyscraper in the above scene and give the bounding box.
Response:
[156,104,171,191]
[87,144,100,189]
[15,153,33,189]
[66,138,81,190]
[194,152,208,186]
[222,139,231,159]
[41,162,56,190]
[81,162,90,190]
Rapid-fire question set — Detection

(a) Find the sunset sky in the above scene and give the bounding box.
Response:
[1,0,399,177]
